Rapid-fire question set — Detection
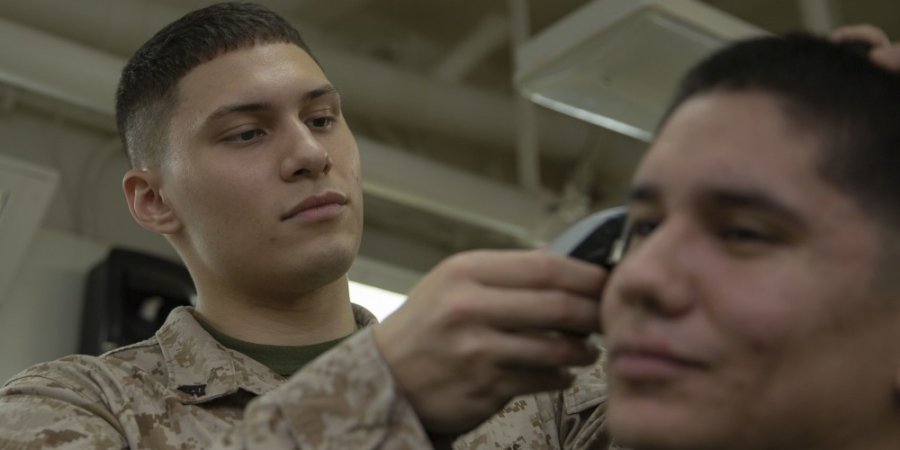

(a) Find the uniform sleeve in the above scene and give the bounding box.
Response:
[453,393,564,450]
[0,373,128,449]
[454,348,621,450]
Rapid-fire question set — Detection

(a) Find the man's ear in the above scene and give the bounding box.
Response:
[123,169,182,234]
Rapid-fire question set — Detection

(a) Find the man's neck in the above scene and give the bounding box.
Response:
[192,276,357,346]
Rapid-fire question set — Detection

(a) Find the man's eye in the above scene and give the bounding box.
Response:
[226,129,265,143]
[628,219,659,238]
[718,227,775,244]
[622,218,659,253]
[308,116,334,129]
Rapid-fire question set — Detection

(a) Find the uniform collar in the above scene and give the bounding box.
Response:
[563,340,610,415]
[155,305,378,404]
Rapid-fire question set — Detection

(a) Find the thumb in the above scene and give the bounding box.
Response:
[871,46,900,72]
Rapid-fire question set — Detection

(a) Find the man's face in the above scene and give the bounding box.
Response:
[159,43,363,298]
[602,90,900,449]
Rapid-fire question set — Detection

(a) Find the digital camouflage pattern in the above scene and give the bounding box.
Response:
[456,349,622,450]
[0,306,618,449]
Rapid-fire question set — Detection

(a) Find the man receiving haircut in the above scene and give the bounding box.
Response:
[600,34,900,449]
[0,2,613,449]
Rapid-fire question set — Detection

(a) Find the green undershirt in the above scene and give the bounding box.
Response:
[196,316,353,378]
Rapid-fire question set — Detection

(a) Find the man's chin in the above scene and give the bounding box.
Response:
[607,397,725,450]
[291,248,357,287]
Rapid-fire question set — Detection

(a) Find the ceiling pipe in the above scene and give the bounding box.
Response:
[0,17,119,118]
[359,135,544,243]
[507,0,542,195]
[0,0,592,161]
[431,14,510,83]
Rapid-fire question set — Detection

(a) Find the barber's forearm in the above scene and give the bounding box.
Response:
[240,327,435,449]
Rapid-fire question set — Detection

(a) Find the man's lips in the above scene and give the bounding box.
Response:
[608,340,709,380]
[281,191,348,221]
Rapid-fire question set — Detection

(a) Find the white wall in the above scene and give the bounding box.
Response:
[0,105,177,380]
[0,227,108,381]
[0,104,177,250]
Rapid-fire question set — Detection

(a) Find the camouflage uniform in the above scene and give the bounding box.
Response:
[0,306,617,449]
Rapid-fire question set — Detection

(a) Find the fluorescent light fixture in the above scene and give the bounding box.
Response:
[515,0,766,141]
[349,280,407,322]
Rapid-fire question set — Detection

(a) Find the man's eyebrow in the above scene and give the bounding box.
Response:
[304,85,340,102]
[204,102,274,125]
[203,84,340,125]
[702,187,804,224]
[624,184,660,205]
[624,184,804,223]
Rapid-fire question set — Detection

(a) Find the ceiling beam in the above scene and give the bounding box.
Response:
[430,14,509,83]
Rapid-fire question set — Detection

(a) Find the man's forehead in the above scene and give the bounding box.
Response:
[629,91,830,212]
[169,43,329,127]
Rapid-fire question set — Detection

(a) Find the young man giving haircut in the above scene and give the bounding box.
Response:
[0,2,611,449]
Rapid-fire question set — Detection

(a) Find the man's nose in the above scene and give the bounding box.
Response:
[606,220,696,319]
[280,120,332,181]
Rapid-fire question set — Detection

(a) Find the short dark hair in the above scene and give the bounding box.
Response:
[661,33,900,228]
[115,2,315,168]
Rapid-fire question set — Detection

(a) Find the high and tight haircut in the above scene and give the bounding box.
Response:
[115,2,315,168]
[660,33,900,229]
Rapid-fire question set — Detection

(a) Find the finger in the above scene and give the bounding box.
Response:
[453,326,599,371]
[872,45,900,72]
[492,331,600,369]
[444,249,607,297]
[830,24,890,48]
[457,285,601,335]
